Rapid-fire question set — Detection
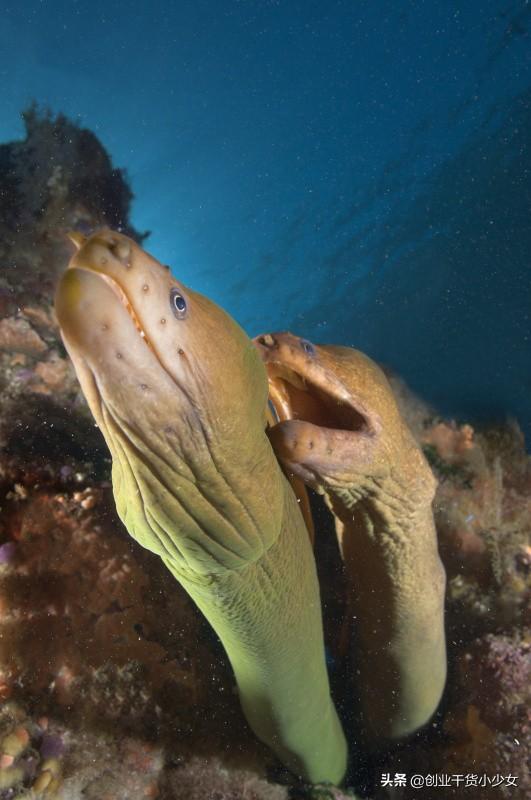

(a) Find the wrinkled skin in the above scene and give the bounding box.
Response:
[55,231,347,783]
[254,332,447,741]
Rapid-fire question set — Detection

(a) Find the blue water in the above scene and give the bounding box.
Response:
[2,1,530,438]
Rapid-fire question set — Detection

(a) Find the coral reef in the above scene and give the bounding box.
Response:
[0,479,206,717]
[442,631,530,794]
[0,109,529,798]
[423,419,530,634]
[385,417,530,800]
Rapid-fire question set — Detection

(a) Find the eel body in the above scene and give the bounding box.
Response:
[254,332,447,741]
[54,231,347,783]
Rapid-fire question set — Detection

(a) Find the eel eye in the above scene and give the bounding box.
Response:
[300,338,315,356]
[170,288,187,319]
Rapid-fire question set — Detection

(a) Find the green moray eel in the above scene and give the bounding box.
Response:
[54,230,347,783]
[254,332,447,741]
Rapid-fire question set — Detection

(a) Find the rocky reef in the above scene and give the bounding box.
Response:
[0,109,528,799]
[0,104,145,469]
[379,408,530,800]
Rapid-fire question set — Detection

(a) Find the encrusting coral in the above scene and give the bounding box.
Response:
[0,483,205,711]
[422,420,530,633]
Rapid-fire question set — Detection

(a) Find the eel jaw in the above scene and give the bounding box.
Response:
[67,231,87,250]
[260,358,381,485]
[66,261,154,353]
[265,360,376,437]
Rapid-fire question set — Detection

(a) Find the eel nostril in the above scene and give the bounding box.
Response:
[107,238,131,265]
[258,334,276,348]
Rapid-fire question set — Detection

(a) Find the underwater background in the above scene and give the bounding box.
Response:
[0,2,530,800]
[2,0,530,438]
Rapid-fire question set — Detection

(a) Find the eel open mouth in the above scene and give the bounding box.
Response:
[256,334,382,483]
[265,361,371,437]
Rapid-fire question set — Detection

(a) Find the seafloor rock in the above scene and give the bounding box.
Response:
[392,630,530,800]
[0,484,201,709]
[443,632,530,795]
[0,108,529,799]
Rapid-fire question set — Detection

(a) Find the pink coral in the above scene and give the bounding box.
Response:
[423,422,475,463]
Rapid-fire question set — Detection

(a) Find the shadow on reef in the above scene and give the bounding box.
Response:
[0,108,529,799]
[1,394,110,477]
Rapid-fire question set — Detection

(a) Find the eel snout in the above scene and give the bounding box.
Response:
[62,229,184,362]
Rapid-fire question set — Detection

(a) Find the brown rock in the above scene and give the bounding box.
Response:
[22,305,58,334]
[33,357,70,390]
[0,317,47,355]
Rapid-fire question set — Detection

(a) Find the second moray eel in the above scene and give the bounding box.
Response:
[255,332,447,741]
[55,231,347,783]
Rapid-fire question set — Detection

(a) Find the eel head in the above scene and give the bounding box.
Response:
[55,230,278,573]
[254,332,433,501]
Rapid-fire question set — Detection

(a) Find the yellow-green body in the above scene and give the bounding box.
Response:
[173,487,345,778]
[55,231,346,783]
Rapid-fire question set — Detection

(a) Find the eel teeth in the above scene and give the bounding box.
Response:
[98,273,152,348]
